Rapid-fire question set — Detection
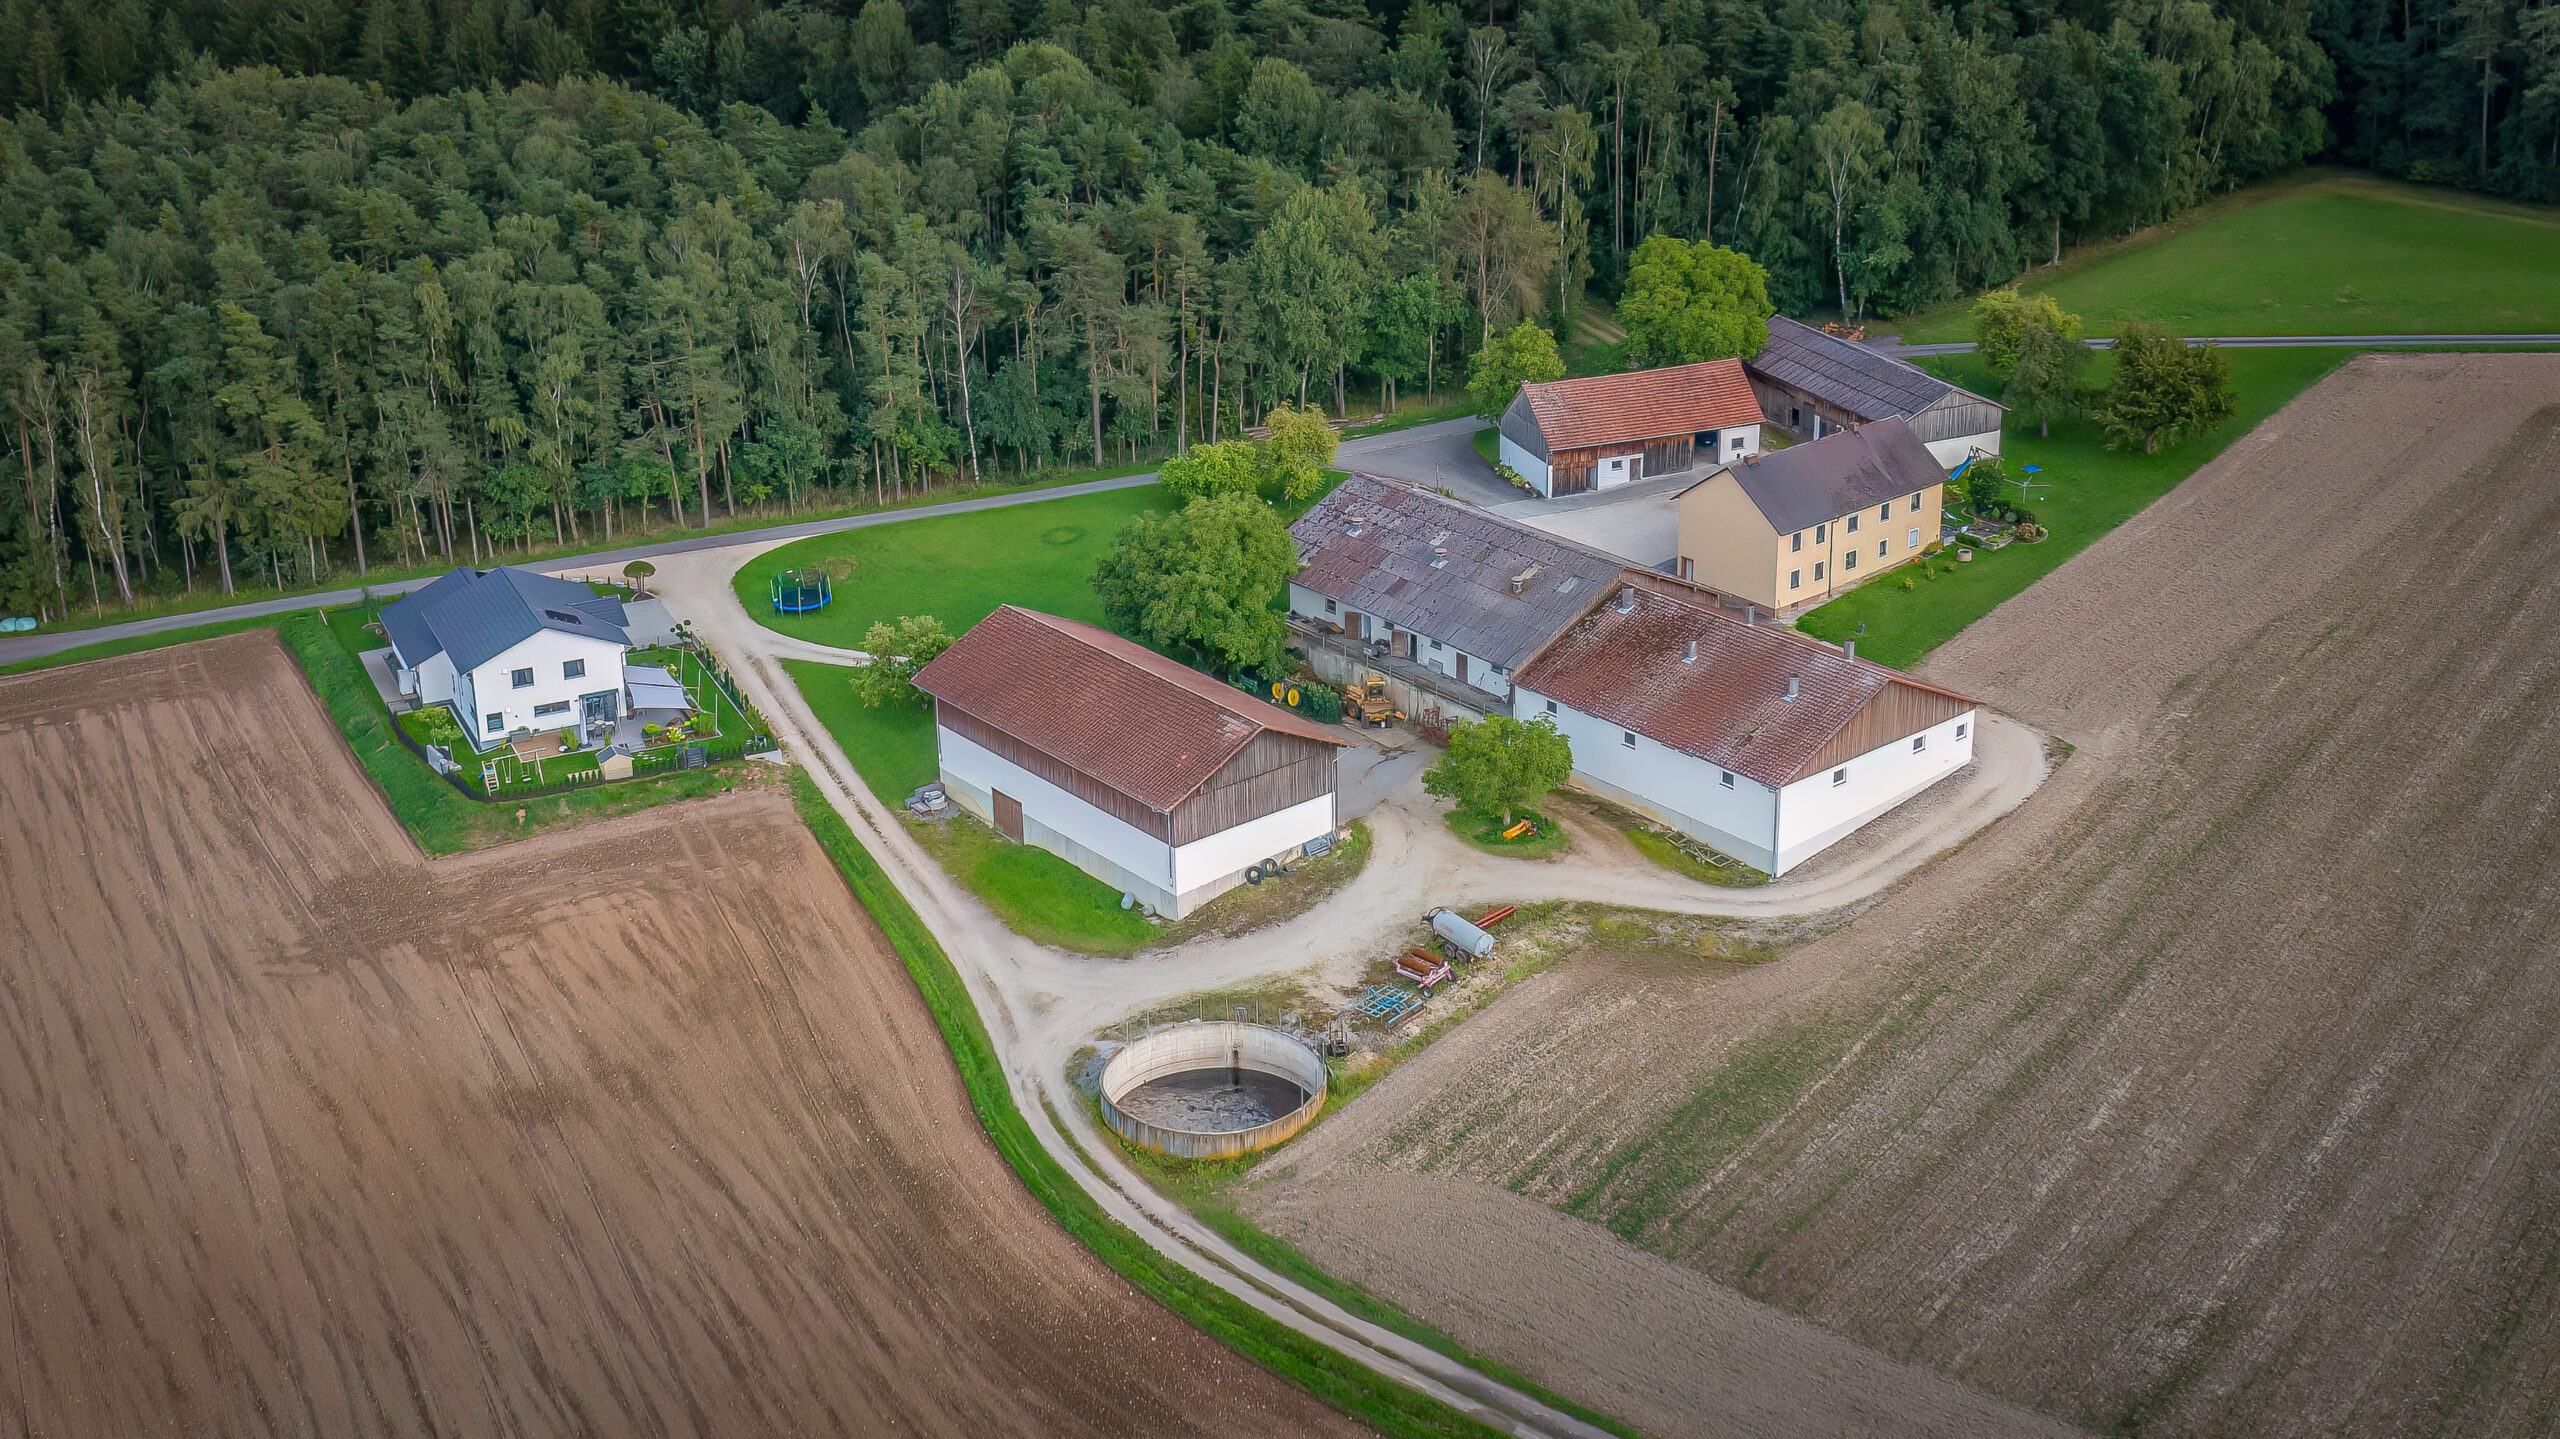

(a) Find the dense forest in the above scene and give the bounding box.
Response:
[0,0,2549,616]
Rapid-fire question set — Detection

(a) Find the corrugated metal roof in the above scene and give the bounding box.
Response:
[1290,475,1627,670]
[1719,418,1948,534]
[1519,358,1762,452]
[912,606,1347,814]
[380,566,630,675]
[1747,317,2000,422]
[1514,576,1976,789]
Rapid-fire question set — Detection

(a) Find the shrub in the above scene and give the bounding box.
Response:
[1302,683,1342,723]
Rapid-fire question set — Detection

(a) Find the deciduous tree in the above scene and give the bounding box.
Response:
[1616,235,1772,367]
[1090,493,1297,675]
[1424,713,1572,825]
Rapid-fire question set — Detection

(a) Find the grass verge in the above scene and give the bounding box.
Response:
[1624,828,1771,888]
[910,813,1162,955]
[1796,347,2351,668]
[781,770,1506,1439]
[780,659,938,802]
[1445,806,1570,859]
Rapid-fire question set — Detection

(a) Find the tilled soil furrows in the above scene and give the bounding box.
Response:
[1249,354,2560,1439]
[0,631,1367,1438]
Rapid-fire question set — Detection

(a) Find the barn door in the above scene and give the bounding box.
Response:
[993,790,1024,842]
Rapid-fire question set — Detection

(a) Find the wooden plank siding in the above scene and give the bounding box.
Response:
[1908,393,2005,444]
[1170,730,1338,845]
[940,701,1336,846]
[1789,681,1975,782]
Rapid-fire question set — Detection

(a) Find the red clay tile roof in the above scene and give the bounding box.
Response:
[1520,358,1762,452]
[1513,577,1977,788]
[912,606,1347,813]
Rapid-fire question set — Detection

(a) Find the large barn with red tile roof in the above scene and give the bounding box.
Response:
[912,605,1349,918]
[1511,574,1980,876]
[1496,358,1764,497]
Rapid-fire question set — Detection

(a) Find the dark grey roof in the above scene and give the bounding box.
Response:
[380,566,629,674]
[1290,475,1628,671]
[1748,317,1993,422]
[1718,418,1947,535]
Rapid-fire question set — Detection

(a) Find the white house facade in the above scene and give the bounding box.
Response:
[379,565,638,750]
[452,627,634,743]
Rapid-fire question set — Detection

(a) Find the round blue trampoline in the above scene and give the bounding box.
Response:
[771,569,832,613]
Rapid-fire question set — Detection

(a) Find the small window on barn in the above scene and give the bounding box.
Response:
[563,658,585,680]
[1956,721,1969,740]
[511,667,534,688]
[1790,407,1802,426]
[485,712,503,733]
[1621,731,1637,749]
[1833,768,1848,787]
[1429,638,1442,650]
[535,700,570,717]
[1544,698,1559,716]
[1324,597,1337,614]
[1719,770,1735,789]
[1912,734,1926,753]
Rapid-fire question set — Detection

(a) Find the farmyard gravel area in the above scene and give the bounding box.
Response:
[1245,353,2560,1439]
[0,632,1369,1439]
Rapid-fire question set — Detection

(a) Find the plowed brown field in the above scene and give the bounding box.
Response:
[0,631,1368,1438]
[1248,353,2560,1438]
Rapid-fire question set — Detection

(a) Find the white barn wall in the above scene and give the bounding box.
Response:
[1170,792,1336,899]
[936,725,1176,896]
[1498,433,1551,494]
[463,629,631,741]
[1773,710,1977,871]
[1513,684,1783,872]
[1925,431,2002,468]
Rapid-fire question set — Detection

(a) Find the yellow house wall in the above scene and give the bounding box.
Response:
[1680,475,1946,614]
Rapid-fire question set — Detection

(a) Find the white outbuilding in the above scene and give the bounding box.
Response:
[1512,576,1979,876]
[912,606,1350,918]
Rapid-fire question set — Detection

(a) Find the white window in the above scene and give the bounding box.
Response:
[1544,698,1558,716]
[511,667,534,688]
[1832,767,1848,786]
[563,658,585,680]
[1791,531,1804,552]
[1719,770,1735,789]
[1878,503,1891,522]
[1323,597,1337,614]
[1909,492,1923,512]
[1912,734,1926,753]
[1908,528,1920,550]
[1789,569,1802,590]
[1955,721,1968,739]
[534,700,570,717]
[1621,731,1637,749]
[485,712,503,733]
[1844,549,1858,570]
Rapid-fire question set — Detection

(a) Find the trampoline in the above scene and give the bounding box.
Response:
[770,569,833,613]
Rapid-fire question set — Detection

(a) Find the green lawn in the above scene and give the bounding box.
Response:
[1446,807,1570,859]
[1900,171,2560,341]
[781,658,939,803]
[911,814,1161,955]
[1472,428,1498,465]
[736,484,1174,647]
[1795,347,2352,668]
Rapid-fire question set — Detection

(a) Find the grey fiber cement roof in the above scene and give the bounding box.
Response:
[1750,315,1968,421]
[1719,417,1950,536]
[1290,474,1629,671]
[380,565,630,674]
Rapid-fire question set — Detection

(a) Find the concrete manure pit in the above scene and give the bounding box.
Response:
[1102,1022,1328,1159]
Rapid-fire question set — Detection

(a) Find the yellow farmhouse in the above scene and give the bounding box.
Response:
[1674,417,1947,615]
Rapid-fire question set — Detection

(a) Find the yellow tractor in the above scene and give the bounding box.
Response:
[1346,673,1403,727]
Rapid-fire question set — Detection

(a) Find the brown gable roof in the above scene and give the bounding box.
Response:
[1513,576,1976,788]
[1520,358,1762,452]
[912,606,1346,813]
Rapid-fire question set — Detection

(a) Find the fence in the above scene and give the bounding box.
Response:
[388,700,778,804]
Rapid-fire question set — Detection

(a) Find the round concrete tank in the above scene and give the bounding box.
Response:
[1099,1022,1329,1160]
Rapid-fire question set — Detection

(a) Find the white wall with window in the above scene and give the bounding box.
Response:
[1771,711,1978,872]
[456,628,629,743]
[1287,583,1511,698]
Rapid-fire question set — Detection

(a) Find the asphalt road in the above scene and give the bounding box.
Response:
[1876,332,2560,357]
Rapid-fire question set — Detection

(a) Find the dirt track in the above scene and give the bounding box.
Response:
[1247,353,2560,1437]
[0,632,1368,1438]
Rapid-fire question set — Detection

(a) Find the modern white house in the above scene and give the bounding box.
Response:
[912,606,1350,918]
[380,566,640,748]
[1511,576,1979,876]
[1745,317,2005,469]
[1496,358,1764,497]
[1286,474,1627,718]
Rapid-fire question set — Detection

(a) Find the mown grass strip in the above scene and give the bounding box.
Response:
[782,769,1506,1439]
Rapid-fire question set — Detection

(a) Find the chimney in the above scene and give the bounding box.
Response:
[1742,605,1756,625]
[1510,562,1540,596]
[1682,639,1698,665]
[1843,639,1856,660]
[1615,585,1636,614]
[1784,676,1800,702]
[1743,452,1759,466]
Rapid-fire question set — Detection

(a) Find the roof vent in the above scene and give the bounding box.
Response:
[1510,563,1541,595]
[1843,639,1856,660]
[1614,586,1636,614]
[544,609,584,624]
[1742,604,1756,625]
[1784,676,1801,702]
[1682,639,1698,665]
[1430,546,1448,569]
